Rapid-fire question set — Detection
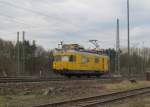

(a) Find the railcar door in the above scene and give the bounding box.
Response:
[80,55,90,72]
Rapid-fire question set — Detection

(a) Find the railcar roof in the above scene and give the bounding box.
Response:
[53,50,109,58]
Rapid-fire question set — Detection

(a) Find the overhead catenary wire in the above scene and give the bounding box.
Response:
[0,10,52,30]
[0,0,119,50]
[0,0,76,27]
[0,9,77,34]
[0,3,58,30]
[0,0,118,34]
[0,13,36,28]
[0,12,72,35]
[0,0,53,18]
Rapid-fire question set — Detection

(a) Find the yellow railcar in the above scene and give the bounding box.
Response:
[53,51,109,76]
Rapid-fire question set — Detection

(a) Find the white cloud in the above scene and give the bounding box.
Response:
[0,0,149,49]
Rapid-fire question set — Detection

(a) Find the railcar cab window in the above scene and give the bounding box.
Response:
[61,56,70,61]
[54,55,69,61]
[54,55,76,62]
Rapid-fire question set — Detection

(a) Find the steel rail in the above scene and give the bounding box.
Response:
[0,77,122,83]
[34,86,150,107]
[0,77,66,83]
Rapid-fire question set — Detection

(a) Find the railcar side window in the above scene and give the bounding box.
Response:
[81,57,89,64]
[54,55,69,61]
[69,55,76,62]
[61,56,69,61]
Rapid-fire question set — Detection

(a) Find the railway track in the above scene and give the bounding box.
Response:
[0,76,122,83]
[0,77,66,83]
[34,86,150,107]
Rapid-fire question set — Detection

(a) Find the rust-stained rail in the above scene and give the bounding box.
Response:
[0,76,122,83]
[34,86,150,107]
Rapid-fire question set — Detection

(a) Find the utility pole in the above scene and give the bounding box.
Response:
[116,18,120,75]
[32,40,36,74]
[22,31,25,75]
[17,32,20,76]
[127,0,131,76]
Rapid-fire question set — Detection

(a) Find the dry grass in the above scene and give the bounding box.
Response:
[106,81,150,92]
[0,95,55,107]
[97,96,150,107]
[0,96,6,107]
[0,81,150,107]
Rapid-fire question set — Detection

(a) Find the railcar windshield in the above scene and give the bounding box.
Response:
[62,56,70,61]
[54,55,76,62]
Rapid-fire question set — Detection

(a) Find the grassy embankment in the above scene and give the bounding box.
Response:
[0,81,150,107]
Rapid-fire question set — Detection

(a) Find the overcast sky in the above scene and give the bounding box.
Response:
[0,0,149,49]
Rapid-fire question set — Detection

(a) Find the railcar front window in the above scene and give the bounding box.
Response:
[62,56,69,61]
[54,55,75,62]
